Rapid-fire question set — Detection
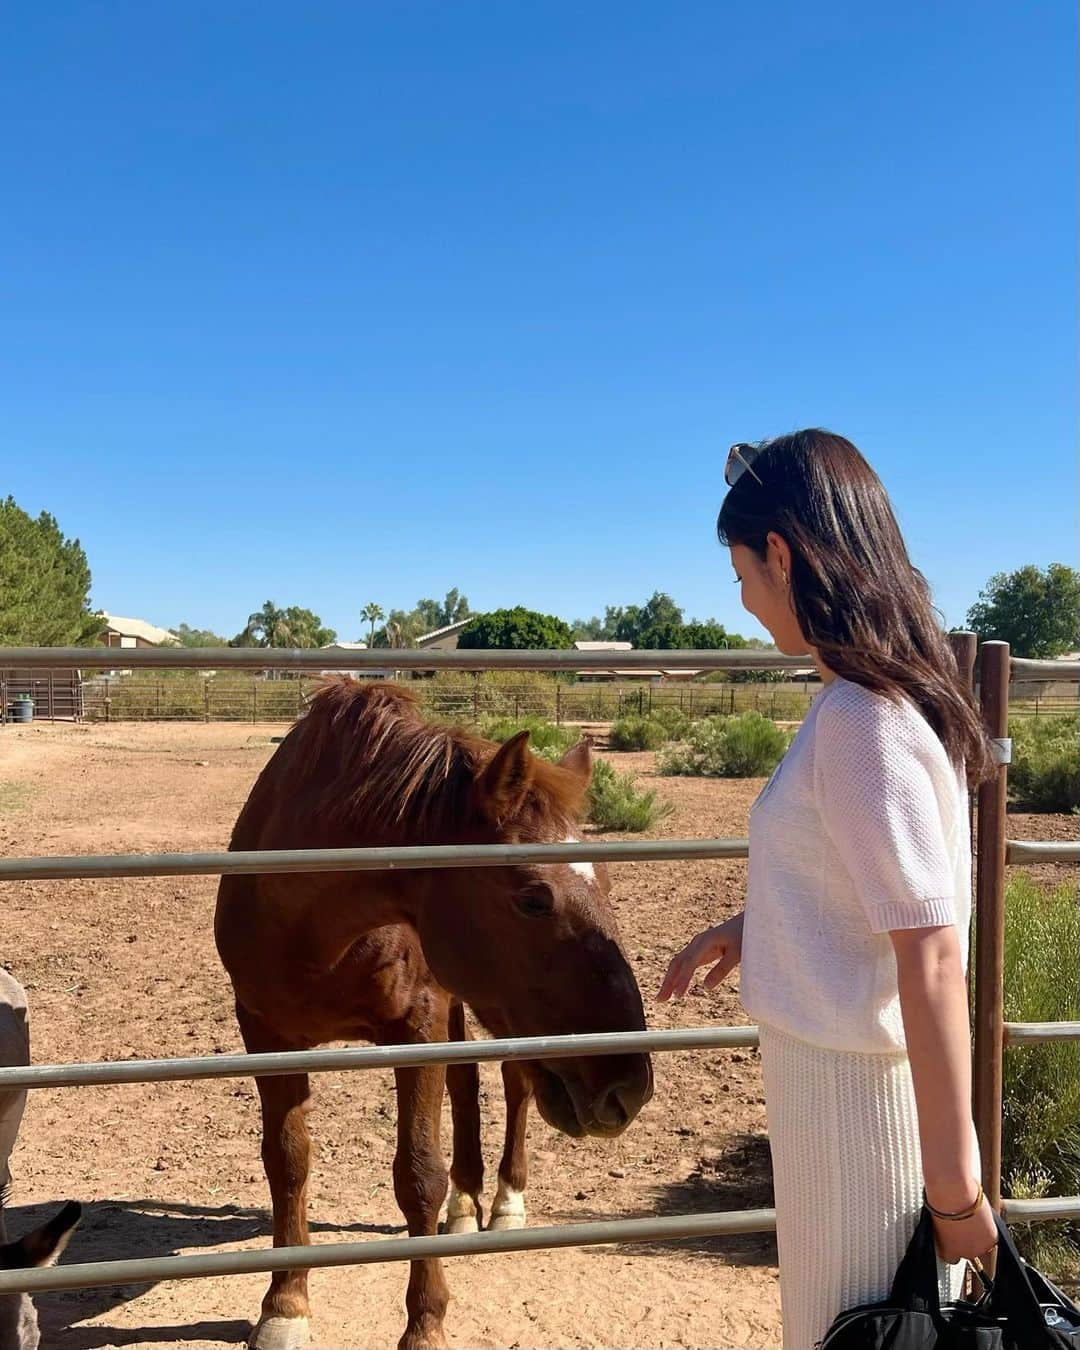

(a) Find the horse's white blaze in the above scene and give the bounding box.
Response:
[561,835,596,883]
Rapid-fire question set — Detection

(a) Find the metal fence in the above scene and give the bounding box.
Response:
[0,638,1076,1302]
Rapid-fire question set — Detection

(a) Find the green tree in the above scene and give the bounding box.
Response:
[233,601,336,648]
[373,589,472,647]
[967,564,1080,658]
[457,607,573,650]
[0,496,103,645]
[170,623,229,647]
[360,601,385,646]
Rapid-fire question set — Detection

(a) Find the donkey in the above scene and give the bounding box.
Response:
[0,970,81,1350]
[215,679,653,1350]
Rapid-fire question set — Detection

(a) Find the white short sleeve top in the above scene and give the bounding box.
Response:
[739,676,971,1054]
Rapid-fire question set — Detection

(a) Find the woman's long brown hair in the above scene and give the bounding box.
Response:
[717,429,995,786]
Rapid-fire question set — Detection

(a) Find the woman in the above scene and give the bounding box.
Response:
[658,430,998,1349]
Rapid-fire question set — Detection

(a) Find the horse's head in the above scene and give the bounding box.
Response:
[0,1200,81,1350]
[415,733,653,1139]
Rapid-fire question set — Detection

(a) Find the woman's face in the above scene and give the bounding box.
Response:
[730,538,809,656]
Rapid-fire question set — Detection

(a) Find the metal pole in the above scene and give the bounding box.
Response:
[0,1024,763,1092]
[949,631,978,1009]
[973,640,1009,1213]
[0,1207,780,1296]
[0,836,752,882]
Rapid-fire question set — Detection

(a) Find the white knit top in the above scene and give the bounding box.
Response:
[740,676,971,1054]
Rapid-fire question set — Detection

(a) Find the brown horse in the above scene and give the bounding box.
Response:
[215,679,653,1350]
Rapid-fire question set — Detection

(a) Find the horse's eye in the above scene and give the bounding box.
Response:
[516,885,555,919]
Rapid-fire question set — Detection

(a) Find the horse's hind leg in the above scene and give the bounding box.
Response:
[237,1004,314,1350]
[489,1060,532,1231]
[392,1037,451,1350]
[444,1000,484,1235]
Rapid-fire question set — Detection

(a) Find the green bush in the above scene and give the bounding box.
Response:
[1000,873,1080,1280]
[1009,715,1079,812]
[478,715,580,759]
[658,712,792,778]
[586,759,674,832]
[608,715,670,751]
[648,705,692,739]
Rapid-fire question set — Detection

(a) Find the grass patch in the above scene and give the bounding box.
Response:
[1000,873,1080,1281]
[1009,714,1079,813]
[658,712,792,778]
[585,759,674,832]
[477,715,580,759]
[0,782,30,813]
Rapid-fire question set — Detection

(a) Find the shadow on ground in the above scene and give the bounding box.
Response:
[7,1196,403,1348]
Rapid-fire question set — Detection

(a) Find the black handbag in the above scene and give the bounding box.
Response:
[816,1207,1080,1348]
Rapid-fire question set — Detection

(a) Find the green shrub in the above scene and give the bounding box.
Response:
[1000,873,1080,1280]
[1009,715,1079,813]
[658,712,792,778]
[648,705,692,739]
[478,715,579,759]
[585,758,674,832]
[608,715,669,751]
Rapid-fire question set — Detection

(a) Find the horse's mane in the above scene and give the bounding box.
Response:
[281,677,586,840]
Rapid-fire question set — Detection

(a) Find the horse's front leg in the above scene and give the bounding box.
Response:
[490,1059,532,1231]
[237,1005,314,1350]
[393,1048,451,1350]
[445,999,484,1234]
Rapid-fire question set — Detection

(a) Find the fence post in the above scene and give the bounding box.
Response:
[555,682,562,726]
[252,682,258,723]
[48,672,55,722]
[204,679,211,723]
[972,639,1009,1216]
[104,677,111,723]
[297,679,304,716]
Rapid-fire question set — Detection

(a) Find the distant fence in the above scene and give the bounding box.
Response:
[76,674,820,725]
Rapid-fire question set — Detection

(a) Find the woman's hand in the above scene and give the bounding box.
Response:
[927,1184,999,1266]
[657,913,744,1001]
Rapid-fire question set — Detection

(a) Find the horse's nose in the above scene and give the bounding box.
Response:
[591,1058,653,1131]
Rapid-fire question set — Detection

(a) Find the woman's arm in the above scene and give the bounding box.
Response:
[657,911,744,1002]
[891,924,998,1263]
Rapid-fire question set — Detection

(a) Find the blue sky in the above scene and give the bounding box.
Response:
[2,2,1075,643]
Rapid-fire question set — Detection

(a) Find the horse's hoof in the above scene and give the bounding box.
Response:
[442,1213,480,1235]
[249,1316,311,1350]
[487,1210,527,1231]
[397,1323,448,1350]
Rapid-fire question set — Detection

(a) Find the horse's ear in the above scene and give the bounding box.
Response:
[558,738,592,784]
[477,731,534,822]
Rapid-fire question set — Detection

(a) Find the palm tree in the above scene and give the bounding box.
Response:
[361,602,385,647]
[241,601,297,649]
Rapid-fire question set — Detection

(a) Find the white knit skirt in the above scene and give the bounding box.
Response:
[759,1022,971,1350]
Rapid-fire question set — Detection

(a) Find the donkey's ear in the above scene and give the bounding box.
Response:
[477,731,534,822]
[558,738,593,784]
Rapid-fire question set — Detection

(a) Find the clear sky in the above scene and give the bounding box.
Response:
[3,2,1075,643]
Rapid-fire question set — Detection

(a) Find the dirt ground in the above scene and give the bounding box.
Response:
[0,722,1073,1350]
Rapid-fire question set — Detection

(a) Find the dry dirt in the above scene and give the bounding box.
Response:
[0,723,1072,1350]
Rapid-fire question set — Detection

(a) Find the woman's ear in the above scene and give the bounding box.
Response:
[765,531,793,587]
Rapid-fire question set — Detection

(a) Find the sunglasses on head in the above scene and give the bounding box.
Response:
[725,442,764,488]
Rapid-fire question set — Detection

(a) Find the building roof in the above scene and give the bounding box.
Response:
[416,618,473,645]
[573,640,633,652]
[321,641,368,650]
[100,613,179,646]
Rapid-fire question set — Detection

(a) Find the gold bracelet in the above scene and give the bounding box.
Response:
[923,1182,984,1222]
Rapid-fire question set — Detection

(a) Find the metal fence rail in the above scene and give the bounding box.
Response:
[1,1021,1075,1094]
[1,835,1069,883]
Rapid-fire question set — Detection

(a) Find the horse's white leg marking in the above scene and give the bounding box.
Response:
[562,835,596,883]
[249,1316,311,1350]
[443,1182,480,1235]
[487,1177,527,1232]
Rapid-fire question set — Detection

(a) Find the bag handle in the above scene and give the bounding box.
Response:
[889,1206,1062,1343]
